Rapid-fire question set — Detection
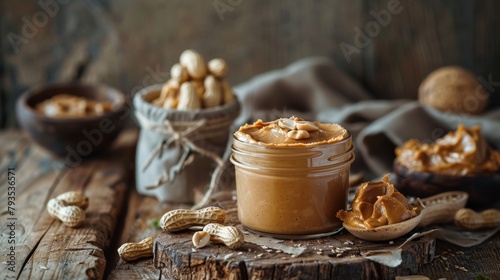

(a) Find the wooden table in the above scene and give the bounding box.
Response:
[1,129,499,280]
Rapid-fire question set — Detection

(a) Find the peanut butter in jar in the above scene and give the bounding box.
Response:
[230,117,354,238]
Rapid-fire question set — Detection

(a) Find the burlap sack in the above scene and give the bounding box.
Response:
[134,84,240,203]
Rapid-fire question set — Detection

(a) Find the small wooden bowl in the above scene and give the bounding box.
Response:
[393,161,500,208]
[16,82,128,160]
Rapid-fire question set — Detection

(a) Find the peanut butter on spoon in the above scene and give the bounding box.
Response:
[337,175,418,230]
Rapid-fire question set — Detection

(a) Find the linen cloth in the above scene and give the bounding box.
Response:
[233,57,500,179]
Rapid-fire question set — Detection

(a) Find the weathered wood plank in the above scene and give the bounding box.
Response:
[0,0,7,129]
[0,1,7,129]
[155,228,435,280]
[3,1,500,130]
[474,0,500,109]
[0,130,57,195]
[0,131,63,279]
[18,161,125,279]
[2,0,359,110]
[367,0,476,100]
[416,233,500,279]
[154,196,436,280]
[0,129,136,279]
[0,167,60,279]
[107,189,188,280]
[107,193,163,280]
[331,0,366,84]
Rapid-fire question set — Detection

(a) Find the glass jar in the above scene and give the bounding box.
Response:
[230,133,354,239]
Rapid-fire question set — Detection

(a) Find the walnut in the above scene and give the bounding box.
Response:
[418,66,489,115]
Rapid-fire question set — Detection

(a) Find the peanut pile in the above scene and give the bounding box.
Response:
[36,94,113,118]
[160,207,244,250]
[151,49,235,110]
[117,206,245,262]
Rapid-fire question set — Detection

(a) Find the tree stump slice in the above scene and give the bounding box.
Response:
[154,196,436,279]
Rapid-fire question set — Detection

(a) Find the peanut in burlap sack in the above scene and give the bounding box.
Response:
[134,84,240,205]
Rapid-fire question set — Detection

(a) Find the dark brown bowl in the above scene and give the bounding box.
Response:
[393,161,500,208]
[16,82,129,164]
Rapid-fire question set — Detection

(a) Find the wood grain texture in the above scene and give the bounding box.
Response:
[0,0,7,128]
[367,0,471,100]
[2,128,498,279]
[474,0,500,109]
[330,0,366,81]
[0,129,135,279]
[4,1,499,129]
[107,189,189,280]
[153,197,436,280]
[18,163,123,279]
[155,233,434,280]
[416,233,500,279]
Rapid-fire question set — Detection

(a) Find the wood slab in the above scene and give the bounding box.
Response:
[0,129,136,280]
[4,128,498,279]
[153,195,436,280]
[107,190,188,280]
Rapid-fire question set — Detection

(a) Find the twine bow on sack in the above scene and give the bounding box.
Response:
[135,112,233,209]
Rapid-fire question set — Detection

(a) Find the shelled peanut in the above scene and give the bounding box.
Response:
[192,231,211,248]
[151,49,236,110]
[193,223,245,249]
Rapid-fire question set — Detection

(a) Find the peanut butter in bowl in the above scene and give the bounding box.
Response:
[395,124,500,175]
[231,117,355,239]
[394,124,500,207]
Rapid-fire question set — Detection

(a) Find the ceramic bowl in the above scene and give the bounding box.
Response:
[16,82,128,161]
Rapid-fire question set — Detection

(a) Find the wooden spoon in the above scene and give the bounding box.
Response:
[343,191,468,241]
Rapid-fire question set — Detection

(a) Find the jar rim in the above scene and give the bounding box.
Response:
[232,131,352,149]
[230,153,355,173]
[232,143,354,159]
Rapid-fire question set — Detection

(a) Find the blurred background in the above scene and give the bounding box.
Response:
[1,0,499,129]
